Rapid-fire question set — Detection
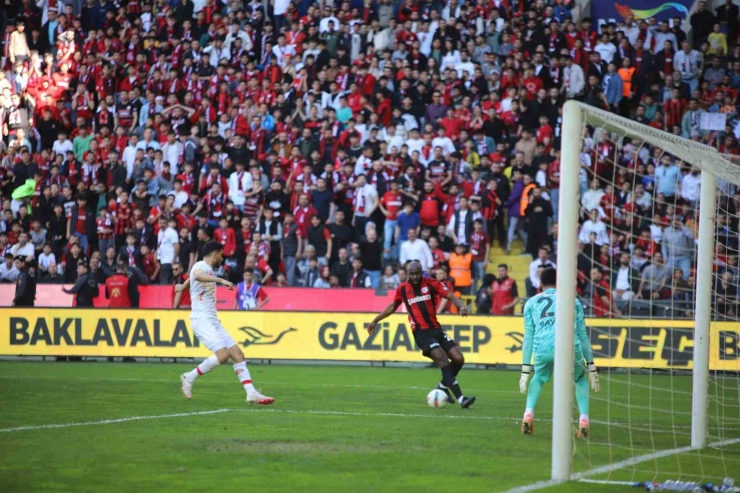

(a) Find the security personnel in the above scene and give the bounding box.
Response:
[105,260,140,308]
[448,243,473,295]
[63,262,100,307]
[13,257,37,307]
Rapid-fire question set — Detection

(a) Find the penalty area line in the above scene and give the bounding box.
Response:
[0,408,232,433]
[496,436,740,493]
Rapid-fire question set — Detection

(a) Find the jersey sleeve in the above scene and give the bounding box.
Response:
[575,300,594,362]
[430,279,450,298]
[522,298,535,366]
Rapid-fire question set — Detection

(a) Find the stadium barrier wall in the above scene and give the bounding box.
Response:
[0,309,738,370]
[0,285,396,311]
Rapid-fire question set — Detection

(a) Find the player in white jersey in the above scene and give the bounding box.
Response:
[175,241,274,405]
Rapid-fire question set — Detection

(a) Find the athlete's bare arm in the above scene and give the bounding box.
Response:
[445,291,469,316]
[367,300,402,334]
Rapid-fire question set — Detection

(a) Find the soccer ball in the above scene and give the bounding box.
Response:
[427,389,447,408]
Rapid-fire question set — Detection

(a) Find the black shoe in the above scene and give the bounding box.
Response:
[460,396,476,409]
[436,383,456,404]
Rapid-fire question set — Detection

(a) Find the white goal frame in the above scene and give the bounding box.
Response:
[551,101,739,481]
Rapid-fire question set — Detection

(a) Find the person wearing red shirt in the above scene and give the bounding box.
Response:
[590,266,622,317]
[469,220,490,286]
[105,260,140,308]
[439,107,463,142]
[214,217,237,259]
[490,264,520,315]
[140,243,160,283]
[293,193,317,238]
[172,263,192,309]
[536,115,554,153]
[366,260,476,409]
[379,180,403,256]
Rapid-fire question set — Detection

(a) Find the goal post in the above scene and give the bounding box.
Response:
[551,101,738,482]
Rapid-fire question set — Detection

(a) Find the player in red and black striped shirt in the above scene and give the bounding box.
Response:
[367,260,476,409]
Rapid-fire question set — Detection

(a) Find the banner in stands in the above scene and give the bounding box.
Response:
[592,0,693,31]
[0,309,738,371]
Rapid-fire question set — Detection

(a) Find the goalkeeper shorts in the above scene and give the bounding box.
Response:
[533,351,586,383]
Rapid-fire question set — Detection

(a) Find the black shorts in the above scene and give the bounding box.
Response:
[414,329,457,357]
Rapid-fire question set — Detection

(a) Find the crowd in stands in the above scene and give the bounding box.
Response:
[0,0,738,317]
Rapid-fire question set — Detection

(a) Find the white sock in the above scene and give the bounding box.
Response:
[457,396,464,404]
[438,383,448,389]
[524,408,534,418]
[580,413,589,422]
[186,356,220,382]
[233,362,256,394]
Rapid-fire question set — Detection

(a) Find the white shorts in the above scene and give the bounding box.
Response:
[190,316,237,353]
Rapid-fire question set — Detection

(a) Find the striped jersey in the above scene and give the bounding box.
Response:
[394,278,449,331]
[522,288,594,364]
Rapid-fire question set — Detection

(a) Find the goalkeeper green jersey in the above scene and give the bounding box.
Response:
[522,288,594,364]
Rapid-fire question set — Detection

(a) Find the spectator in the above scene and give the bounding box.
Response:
[589,267,622,318]
[380,264,401,290]
[399,228,433,273]
[611,252,639,302]
[579,209,610,246]
[10,232,34,260]
[157,217,180,285]
[490,264,520,315]
[469,219,490,288]
[637,252,670,300]
[349,258,372,289]
[662,216,695,280]
[314,266,332,289]
[331,248,352,288]
[528,247,556,297]
[359,229,383,289]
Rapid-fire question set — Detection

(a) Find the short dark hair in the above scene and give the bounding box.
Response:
[540,267,557,287]
[202,240,224,258]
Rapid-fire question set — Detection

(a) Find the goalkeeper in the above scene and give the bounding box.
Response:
[519,267,600,438]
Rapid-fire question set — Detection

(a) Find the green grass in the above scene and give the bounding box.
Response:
[0,362,739,493]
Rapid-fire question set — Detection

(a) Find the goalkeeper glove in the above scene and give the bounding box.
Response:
[587,362,600,393]
[520,365,533,394]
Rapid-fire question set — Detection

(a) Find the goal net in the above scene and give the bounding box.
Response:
[550,101,740,487]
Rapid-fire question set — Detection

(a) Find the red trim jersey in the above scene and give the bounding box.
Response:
[393,278,449,331]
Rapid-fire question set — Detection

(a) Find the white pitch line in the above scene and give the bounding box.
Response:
[0,408,231,433]
[3,376,739,433]
[496,436,740,493]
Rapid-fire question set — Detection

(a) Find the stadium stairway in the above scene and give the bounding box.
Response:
[462,240,531,314]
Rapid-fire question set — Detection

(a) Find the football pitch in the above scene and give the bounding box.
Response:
[1,362,739,493]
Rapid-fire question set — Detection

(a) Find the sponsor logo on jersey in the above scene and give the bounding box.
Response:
[421,287,429,294]
[407,294,432,304]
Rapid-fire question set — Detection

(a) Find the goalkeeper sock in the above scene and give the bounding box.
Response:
[185,355,220,382]
[440,365,463,399]
[575,373,590,415]
[523,408,534,419]
[525,375,545,411]
[579,413,589,422]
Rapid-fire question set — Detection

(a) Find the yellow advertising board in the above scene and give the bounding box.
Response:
[0,309,738,371]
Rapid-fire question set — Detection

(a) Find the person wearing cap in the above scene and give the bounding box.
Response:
[62,261,100,307]
[13,256,37,307]
[449,243,473,296]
